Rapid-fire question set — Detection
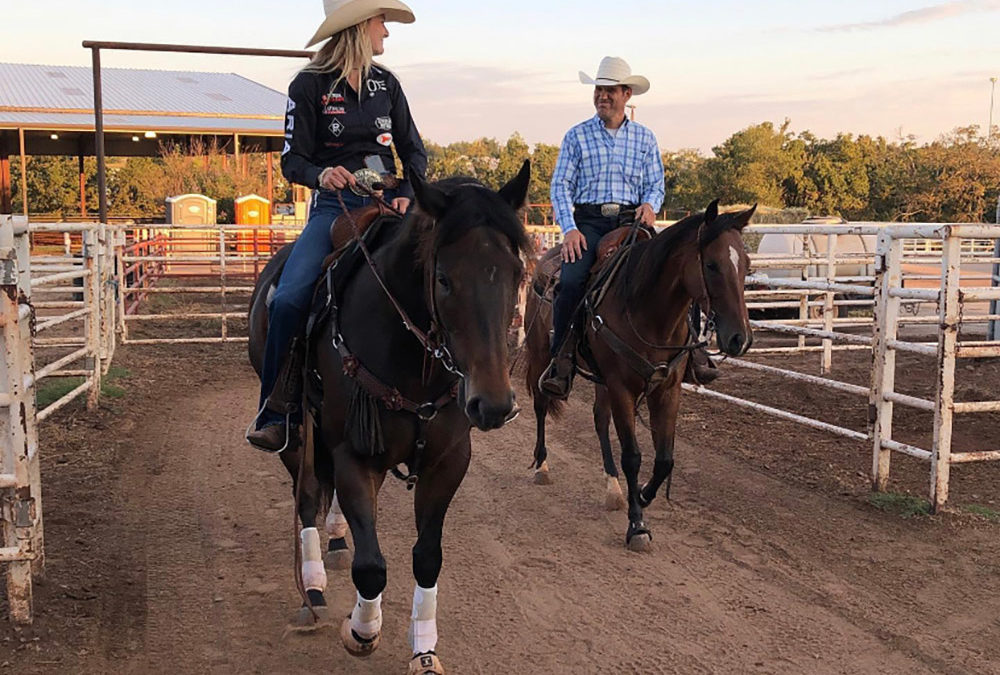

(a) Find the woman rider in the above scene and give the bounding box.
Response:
[248,0,427,451]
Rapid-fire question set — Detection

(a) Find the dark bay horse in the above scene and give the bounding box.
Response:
[248,163,531,673]
[524,201,755,551]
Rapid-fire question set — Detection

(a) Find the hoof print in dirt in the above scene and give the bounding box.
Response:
[283,605,333,636]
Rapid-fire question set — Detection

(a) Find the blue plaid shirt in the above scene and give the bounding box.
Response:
[550,115,665,234]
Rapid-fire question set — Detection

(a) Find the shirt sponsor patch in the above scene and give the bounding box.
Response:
[376,133,392,146]
[375,116,392,131]
[323,105,346,115]
[322,92,344,104]
[329,119,345,137]
[367,79,387,93]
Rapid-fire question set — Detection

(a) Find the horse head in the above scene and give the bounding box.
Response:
[687,200,756,356]
[409,161,531,430]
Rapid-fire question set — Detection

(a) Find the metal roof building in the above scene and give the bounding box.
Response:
[0,62,289,213]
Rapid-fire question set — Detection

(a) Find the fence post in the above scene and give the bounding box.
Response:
[930,229,961,512]
[870,229,903,491]
[0,215,36,624]
[98,224,114,374]
[821,234,838,374]
[83,229,102,411]
[989,195,999,341]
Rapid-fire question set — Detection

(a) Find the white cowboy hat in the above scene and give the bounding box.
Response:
[579,56,650,96]
[305,0,415,48]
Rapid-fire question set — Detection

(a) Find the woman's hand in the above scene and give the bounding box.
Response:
[319,166,356,191]
[391,197,411,213]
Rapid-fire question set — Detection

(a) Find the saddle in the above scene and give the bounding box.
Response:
[532,226,653,299]
[323,203,395,269]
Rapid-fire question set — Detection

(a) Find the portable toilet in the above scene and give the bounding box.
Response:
[235,194,271,260]
[164,194,218,272]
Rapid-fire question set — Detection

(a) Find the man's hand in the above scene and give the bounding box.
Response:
[391,197,411,213]
[319,166,356,191]
[562,229,587,263]
[636,203,656,227]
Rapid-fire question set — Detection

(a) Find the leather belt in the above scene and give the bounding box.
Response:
[574,203,636,218]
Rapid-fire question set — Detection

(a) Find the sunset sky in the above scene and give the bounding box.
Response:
[3,0,998,153]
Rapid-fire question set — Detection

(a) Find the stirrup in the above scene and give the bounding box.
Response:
[245,403,296,454]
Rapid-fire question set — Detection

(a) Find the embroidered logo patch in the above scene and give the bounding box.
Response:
[367,79,387,93]
[322,92,344,104]
[323,105,346,115]
[420,655,434,668]
[329,119,345,137]
[376,133,392,146]
[375,116,392,131]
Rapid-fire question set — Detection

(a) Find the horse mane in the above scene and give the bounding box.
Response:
[625,208,737,303]
[407,176,532,270]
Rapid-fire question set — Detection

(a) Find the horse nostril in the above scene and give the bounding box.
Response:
[465,396,484,422]
[728,334,745,355]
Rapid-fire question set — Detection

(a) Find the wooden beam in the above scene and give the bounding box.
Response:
[18,128,28,217]
[0,134,12,214]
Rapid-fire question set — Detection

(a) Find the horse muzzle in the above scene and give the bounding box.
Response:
[464,389,517,431]
[722,330,753,357]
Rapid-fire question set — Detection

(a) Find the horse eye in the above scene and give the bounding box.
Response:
[436,273,452,292]
[706,261,720,273]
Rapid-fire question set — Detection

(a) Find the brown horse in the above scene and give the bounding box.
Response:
[524,201,755,551]
[248,163,531,673]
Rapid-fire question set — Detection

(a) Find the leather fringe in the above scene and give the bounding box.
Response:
[346,379,386,456]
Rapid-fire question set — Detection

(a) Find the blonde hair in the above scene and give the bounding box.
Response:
[301,20,374,94]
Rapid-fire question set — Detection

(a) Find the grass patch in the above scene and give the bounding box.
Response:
[867,492,932,518]
[962,505,1000,522]
[35,366,131,409]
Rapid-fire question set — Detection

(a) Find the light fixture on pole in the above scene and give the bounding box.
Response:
[990,76,997,143]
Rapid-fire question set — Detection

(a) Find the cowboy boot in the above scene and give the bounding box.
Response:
[247,338,305,452]
[685,347,720,386]
[539,335,577,400]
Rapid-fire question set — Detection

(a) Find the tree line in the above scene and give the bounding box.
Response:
[10,120,1000,224]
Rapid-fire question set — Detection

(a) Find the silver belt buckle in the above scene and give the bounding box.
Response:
[351,167,383,197]
[600,203,620,217]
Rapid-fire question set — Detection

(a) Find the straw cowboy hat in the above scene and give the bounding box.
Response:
[579,57,650,96]
[305,0,415,48]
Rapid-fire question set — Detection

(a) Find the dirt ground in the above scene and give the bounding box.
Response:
[2,342,1000,674]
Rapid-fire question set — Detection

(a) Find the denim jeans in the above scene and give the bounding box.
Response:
[256,189,394,427]
[550,208,620,356]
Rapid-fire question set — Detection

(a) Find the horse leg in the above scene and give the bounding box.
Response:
[334,447,387,657]
[407,438,471,674]
[608,387,651,552]
[279,441,333,631]
[640,382,682,507]
[532,395,552,485]
[595,385,624,511]
[324,490,353,571]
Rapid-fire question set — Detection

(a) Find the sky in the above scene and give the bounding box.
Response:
[2,0,999,154]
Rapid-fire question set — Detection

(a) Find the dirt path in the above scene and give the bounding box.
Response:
[3,345,1000,673]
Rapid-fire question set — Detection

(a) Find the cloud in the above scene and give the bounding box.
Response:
[392,62,562,104]
[817,0,1000,32]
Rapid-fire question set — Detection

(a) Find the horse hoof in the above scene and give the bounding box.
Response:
[408,652,446,674]
[627,533,652,553]
[284,605,332,636]
[325,548,353,571]
[605,477,625,511]
[340,617,380,657]
[533,461,552,485]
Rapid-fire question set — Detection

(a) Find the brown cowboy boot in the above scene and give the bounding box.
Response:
[685,347,720,385]
[539,351,575,400]
[247,338,304,452]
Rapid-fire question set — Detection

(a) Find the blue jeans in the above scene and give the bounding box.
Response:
[256,189,393,427]
[551,208,619,356]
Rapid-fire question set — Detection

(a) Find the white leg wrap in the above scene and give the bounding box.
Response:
[300,528,327,592]
[409,584,439,654]
[326,492,349,539]
[351,592,382,639]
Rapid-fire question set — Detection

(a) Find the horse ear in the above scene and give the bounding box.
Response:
[410,169,449,219]
[497,159,531,210]
[734,203,757,231]
[705,199,719,224]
